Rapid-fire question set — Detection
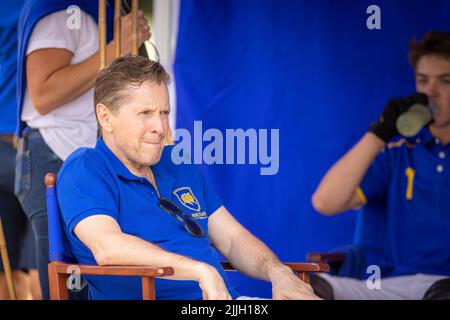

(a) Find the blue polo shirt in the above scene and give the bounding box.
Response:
[359,128,450,277]
[57,138,239,300]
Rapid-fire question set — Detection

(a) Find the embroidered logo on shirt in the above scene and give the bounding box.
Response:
[173,187,201,212]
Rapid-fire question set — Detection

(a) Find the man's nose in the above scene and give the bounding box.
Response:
[149,115,165,135]
[425,80,440,99]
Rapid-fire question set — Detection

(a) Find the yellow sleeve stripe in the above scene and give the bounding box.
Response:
[405,167,415,200]
[356,187,367,206]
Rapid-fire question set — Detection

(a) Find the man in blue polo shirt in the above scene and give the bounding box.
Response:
[312,31,450,299]
[56,55,319,300]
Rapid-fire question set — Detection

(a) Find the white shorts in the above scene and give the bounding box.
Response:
[318,273,447,300]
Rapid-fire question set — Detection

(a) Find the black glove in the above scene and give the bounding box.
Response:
[368,92,428,143]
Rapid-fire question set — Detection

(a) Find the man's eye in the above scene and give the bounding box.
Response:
[161,111,170,116]
[442,79,450,85]
[416,79,427,84]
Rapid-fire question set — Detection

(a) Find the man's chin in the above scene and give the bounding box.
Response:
[140,145,163,166]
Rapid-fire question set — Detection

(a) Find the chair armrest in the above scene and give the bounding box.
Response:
[220,261,329,273]
[306,252,346,263]
[48,261,174,300]
[284,262,329,273]
[50,261,174,277]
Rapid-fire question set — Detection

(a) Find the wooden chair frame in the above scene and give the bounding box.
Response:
[49,260,328,300]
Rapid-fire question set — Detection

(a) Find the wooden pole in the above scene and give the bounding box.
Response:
[99,0,107,69]
[114,0,121,58]
[0,218,16,300]
[131,0,139,55]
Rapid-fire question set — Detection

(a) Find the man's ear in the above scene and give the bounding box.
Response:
[96,103,113,133]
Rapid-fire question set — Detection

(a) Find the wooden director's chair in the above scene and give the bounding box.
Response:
[46,173,329,300]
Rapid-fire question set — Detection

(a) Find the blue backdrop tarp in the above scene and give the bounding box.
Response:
[174,0,450,297]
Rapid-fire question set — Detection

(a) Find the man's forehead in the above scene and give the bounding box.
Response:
[124,82,170,109]
[416,55,450,76]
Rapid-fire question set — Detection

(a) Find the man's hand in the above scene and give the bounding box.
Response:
[197,264,232,300]
[369,92,428,143]
[106,9,151,60]
[269,266,321,300]
[120,9,151,54]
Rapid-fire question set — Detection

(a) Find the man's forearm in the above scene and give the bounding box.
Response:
[38,54,98,112]
[312,132,385,214]
[93,231,208,281]
[227,228,287,282]
[32,44,116,114]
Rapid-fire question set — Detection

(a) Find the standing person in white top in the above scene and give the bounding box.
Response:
[14,0,151,299]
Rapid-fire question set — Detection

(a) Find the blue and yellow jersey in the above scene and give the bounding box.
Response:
[358,128,450,277]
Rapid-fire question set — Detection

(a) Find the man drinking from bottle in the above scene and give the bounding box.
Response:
[311,31,450,300]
